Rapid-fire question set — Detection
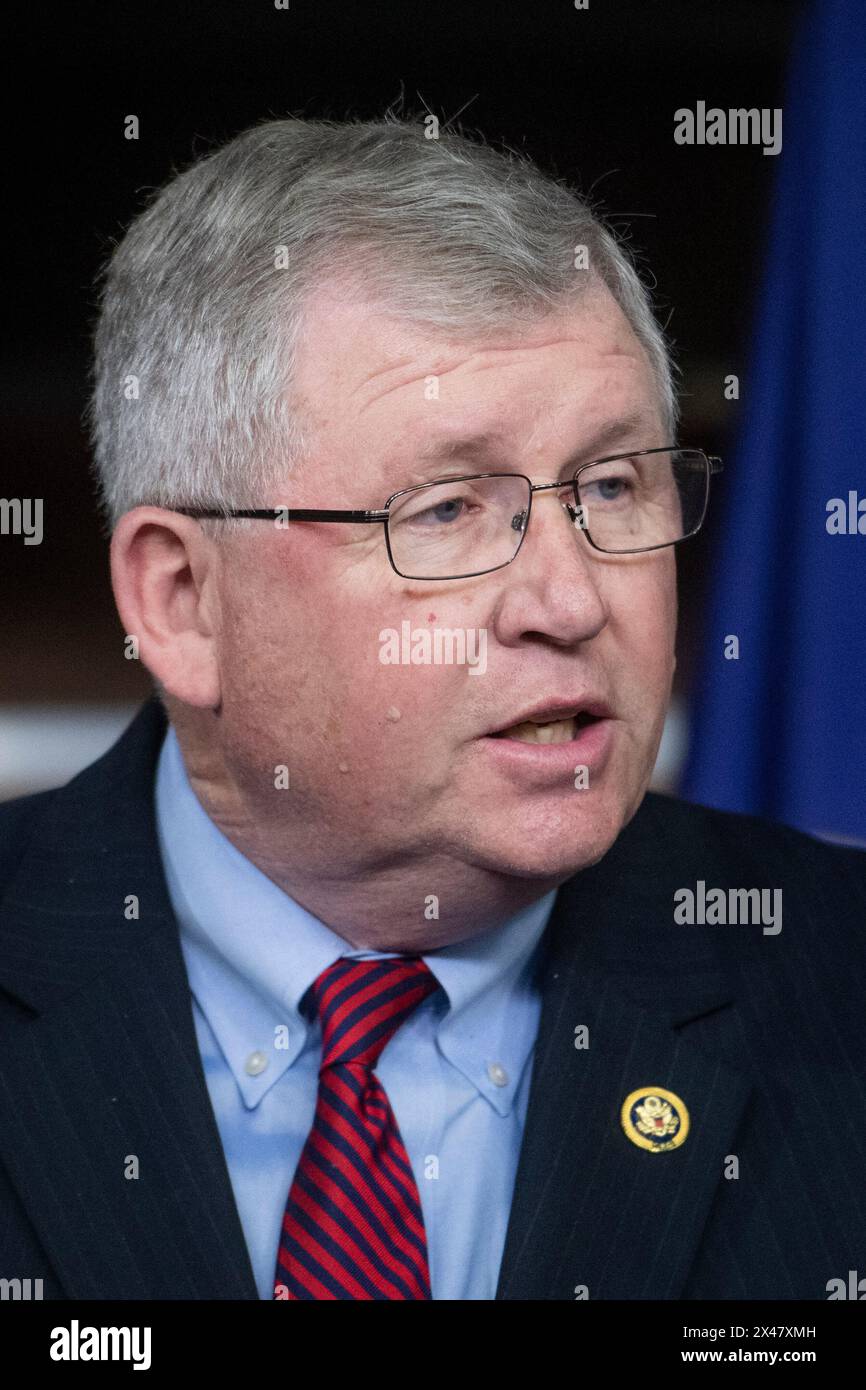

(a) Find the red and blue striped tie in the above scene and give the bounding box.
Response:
[273,955,440,1299]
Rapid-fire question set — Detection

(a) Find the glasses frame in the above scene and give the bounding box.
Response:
[174,445,723,581]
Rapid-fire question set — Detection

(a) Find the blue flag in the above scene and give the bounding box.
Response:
[680,0,866,845]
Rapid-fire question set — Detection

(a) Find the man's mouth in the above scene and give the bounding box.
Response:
[479,700,616,778]
[489,712,601,745]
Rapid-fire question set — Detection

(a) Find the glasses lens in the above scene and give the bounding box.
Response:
[575,449,709,552]
[387,474,531,579]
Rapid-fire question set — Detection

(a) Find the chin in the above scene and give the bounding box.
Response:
[467,797,629,881]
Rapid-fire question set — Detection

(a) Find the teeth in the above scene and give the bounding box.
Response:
[502,717,577,744]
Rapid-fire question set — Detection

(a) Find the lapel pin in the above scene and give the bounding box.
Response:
[621,1086,690,1152]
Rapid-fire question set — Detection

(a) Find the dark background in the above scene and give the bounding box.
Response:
[3,0,802,707]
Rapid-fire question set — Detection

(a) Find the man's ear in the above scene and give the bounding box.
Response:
[110,507,222,709]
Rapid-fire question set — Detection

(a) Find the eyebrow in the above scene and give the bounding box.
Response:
[406,410,661,480]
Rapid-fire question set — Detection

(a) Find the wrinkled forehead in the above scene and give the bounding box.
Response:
[289,280,664,494]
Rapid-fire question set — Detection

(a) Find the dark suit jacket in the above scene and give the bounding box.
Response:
[1,696,865,1300]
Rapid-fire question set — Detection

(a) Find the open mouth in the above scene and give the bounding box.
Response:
[488,712,602,745]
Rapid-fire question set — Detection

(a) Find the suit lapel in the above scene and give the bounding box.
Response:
[0,699,258,1299]
[496,794,758,1300]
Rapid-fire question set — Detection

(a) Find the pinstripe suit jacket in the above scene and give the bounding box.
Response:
[1,696,865,1300]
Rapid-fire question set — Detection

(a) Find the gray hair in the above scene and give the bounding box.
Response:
[86,113,680,532]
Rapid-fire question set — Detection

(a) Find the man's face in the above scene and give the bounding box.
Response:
[212,281,677,885]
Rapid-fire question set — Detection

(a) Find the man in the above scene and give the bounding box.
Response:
[1,115,864,1301]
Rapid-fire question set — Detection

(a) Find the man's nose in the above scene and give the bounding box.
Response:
[492,484,609,646]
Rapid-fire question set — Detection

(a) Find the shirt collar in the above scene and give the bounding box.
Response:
[154,723,555,1116]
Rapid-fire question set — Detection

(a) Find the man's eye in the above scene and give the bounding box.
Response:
[406,495,473,526]
[582,474,633,502]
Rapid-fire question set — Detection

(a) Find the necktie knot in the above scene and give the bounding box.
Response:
[308,955,438,1072]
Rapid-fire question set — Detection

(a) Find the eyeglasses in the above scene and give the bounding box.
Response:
[175,446,723,581]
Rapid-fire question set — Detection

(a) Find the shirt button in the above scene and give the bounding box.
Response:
[245,1050,269,1077]
[487,1061,509,1088]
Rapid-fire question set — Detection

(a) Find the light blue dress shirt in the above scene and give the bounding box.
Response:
[153,724,556,1300]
